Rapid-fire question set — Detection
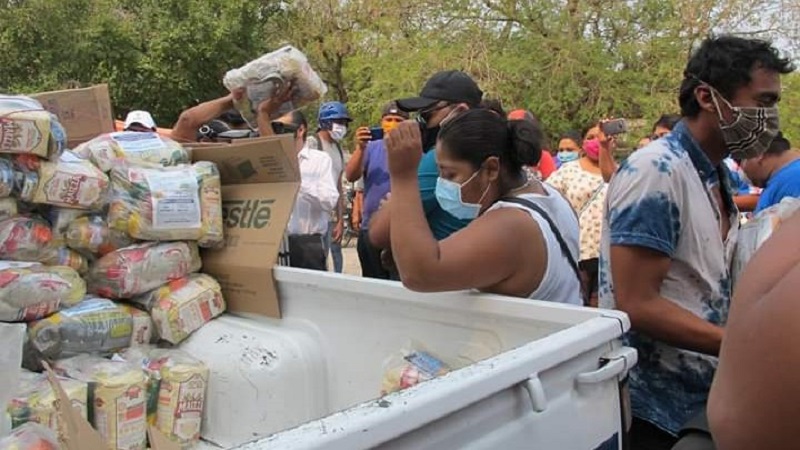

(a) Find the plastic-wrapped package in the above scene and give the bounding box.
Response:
[117,348,209,448]
[47,207,89,239]
[131,274,225,345]
[0,198,17,221]
[0,216,55,262]
[381,344,452,395]
[0,422,60,450]
[1,323,26,438]
[39,246,89,275]
[27,297,155,360]
[73,131,191,173]
[20,156,109,210]
[108,162,223,248]
[65,215,135,257]
[8,370,89,432]
[0,158,14,197]
[0,262,85,322]
[0,95,66,160]
[86,242,201,300]
[733,197,800,285]
[53,355,147,450]
[223,45,328,125]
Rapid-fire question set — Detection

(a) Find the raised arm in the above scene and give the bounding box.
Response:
[345,127,373,182]
[171,94,235,142]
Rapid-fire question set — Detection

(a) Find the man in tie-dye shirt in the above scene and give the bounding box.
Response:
[599,36,793,450]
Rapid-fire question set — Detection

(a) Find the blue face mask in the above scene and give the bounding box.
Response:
[435,170,489,221]
[557,151,580,164]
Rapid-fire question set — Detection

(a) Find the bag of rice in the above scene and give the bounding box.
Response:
[86,242,201,300]
[0,95,66,160]
[108,162,223,248]
[53,355,148,450]
[22,156,109,210]
[65,215,135,257]
[73,131,191,173]
[0,216,55,263]
[130,274,225,345]
[0,262,85,322]
[27,297,155,360]
[8,370,89,432]
[0,422,60,450]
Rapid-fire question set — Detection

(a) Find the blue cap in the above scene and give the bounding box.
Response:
[318,101,352,122]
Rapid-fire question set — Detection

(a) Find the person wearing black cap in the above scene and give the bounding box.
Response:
[368,70,484,255]
[345,101,409,279]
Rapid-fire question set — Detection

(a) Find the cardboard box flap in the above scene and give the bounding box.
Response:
[31,84,115,147]
[191,135,300,319]
[189,135,300,185]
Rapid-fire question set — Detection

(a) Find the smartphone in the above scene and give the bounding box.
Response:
[601,119,628,136]
[370,126,384,141]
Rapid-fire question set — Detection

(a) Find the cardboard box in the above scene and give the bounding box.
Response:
[31,84,115,148]
[188,135,299,318]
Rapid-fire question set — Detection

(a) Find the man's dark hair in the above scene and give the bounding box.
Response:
[561,130,583,147]
[284,109,308,140]
[480,98,505,117]
[679,35,795,117]
[653,114,681,132]
[765,132,792,155]
[438,109,543,173]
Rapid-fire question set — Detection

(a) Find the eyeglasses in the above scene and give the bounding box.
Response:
[416,103,450,125]
[271,122,300,136]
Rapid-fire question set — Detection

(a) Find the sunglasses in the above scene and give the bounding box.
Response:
[416,103,450,124]
[271,122,300,136]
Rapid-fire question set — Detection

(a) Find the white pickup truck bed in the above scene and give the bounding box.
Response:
[184,267,635,450]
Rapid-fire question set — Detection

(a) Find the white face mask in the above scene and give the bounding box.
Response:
[330,123,348,142]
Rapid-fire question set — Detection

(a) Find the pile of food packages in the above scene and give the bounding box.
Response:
[1,95,227,449]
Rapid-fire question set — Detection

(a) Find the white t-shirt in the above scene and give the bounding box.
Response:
[488,185,582,305]
[320,138,344,187]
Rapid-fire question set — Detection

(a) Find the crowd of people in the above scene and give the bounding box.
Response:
[120,34,800,449]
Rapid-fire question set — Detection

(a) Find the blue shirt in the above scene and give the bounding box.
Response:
[361,140,391,229]
[599,121,739,435]
[756,158,800,212]
[418,149,471,240]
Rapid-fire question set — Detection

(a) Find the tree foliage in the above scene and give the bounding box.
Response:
[0,0,797,144]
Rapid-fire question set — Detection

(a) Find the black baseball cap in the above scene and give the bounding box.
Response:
[382,101,410,119]
[396,70,483,112]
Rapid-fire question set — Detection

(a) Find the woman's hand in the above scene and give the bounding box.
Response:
[386,121,423,179]
[597,119,618,153]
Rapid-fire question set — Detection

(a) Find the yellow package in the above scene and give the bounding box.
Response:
[73,131,191,173]
[108,162,223,248]
[65,215,135,257]
[131,274,226,345]
[53,355,148,450]
[0,109,51,158]
[8,370,89,432]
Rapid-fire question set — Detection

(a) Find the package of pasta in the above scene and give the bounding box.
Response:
[25,155,109,210]
[0,262,85,322]
[27,297,155,361]
[52,355,148,450]
[0,216,56,263]
[73,131,191,173]
[131,274,225,345]
[107,162,223,248]
[0,95,66,160]
[86,241,202,300]
[381,343,452,395]
[0,422,60,450]
[8,370,89,432]
[117,348,209,447]
[64,215,135,258]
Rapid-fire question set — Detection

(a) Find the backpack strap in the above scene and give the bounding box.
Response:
[499,197,583,289]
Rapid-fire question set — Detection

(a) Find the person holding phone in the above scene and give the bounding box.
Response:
[344,101,409,279]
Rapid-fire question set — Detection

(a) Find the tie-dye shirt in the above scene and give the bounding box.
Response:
[599,121,738,435]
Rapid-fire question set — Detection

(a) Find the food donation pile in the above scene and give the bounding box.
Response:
[1,95,224,449]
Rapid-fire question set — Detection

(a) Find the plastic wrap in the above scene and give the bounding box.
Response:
[223,45,327,124]
[0,422,60,450]
[0,216,55,262]
[108,162,223,248]
[39,246,89,274]
[381,343,451,395]
[0,95,66,160]
[1,323,26,438]
[46,207,89,239]
[27,297,155,361]
[131,274,225,345]
[0,262,85,322]
[23,156,109,210]
[0,158,13,198]
[65,215,135,257]
[8,370,89,432]
[117,348,208,448]
[86,242,201,300]
[73,131,191,173]
[733,197,800,285]
[53,355,147,450]
[0,198,17,221]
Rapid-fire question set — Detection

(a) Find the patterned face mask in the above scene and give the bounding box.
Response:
[707,85,780,160]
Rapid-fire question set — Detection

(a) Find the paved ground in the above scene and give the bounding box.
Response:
[329,240,361,276]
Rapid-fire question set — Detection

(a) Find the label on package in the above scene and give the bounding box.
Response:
[111,132,165,157]
[144,168,201,230]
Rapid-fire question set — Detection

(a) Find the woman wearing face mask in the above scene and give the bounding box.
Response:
[546,127,607,307]
[555,131,583,166]
[385,108,581,304]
